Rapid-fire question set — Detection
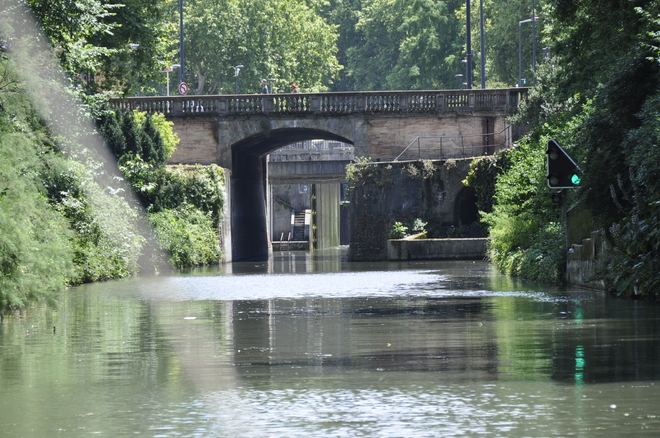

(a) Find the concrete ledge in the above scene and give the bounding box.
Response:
[272,241,309,251]
[388,237,488,261]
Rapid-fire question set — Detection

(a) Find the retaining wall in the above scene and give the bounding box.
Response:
[388,238,487,261]
[566,230,606,290]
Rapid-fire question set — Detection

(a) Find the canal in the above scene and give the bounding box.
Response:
[1,248,660,437]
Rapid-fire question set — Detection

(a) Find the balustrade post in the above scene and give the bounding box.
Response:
[436,94,446,113]
[399,94,409,112]
[355,95,366,113]
[469,91,476,108]
[173,98,184,114]
[310,96,321,113]
[262,97,273,114]
[217,98,228,116]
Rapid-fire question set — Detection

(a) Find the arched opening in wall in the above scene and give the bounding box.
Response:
[453,186,481,237]
[231,128,353,261]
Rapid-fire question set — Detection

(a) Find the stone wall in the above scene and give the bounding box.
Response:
[566,231,607,290]
[348,159,472,261]
[566,206,607,290]
[166,113,512,169]
[388,237,487,261]
[169,116,218,164]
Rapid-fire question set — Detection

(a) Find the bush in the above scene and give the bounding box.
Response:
[150,204,222,267]
[119,159,226,227]
[482,138,565,284]
[390,221,408,239]
[98,109,174,166]
[410,218,427,234]
[0,132,75,310]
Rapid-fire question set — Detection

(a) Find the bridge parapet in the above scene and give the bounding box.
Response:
[111,88,527,117]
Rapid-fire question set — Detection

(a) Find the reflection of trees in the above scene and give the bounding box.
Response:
[231,297,500,384]
[551,297,660,384]
[491,291,660,385]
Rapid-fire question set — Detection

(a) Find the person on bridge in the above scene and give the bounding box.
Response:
[261,79,269,94]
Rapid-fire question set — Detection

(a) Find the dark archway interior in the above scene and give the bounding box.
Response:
[454,186,479,226]
[231,127,352,261]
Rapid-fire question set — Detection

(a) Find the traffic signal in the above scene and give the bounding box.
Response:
[551,191,563,204]
[546,139,581,189]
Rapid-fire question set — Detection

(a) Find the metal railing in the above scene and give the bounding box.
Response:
[110,88,528,117]
[394,126,519,161]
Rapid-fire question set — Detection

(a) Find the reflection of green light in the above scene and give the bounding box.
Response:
[575,345,585,386]
[571,174,581,185]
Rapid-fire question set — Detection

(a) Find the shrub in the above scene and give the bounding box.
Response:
[150,204,221,267]
[390,221,408,239]
[0,133,75,310]
[410,218,427,234]
[482,138,565,284]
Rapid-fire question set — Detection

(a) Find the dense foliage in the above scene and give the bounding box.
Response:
[23,0,175,96]
[0,50,224,311]
[13,0,550,96]
[466,0,660,297]
[5,0,660,309]
[95,109,225,267]
[0,55,144,309]
[476,140,565,283]
[185,0,342,94]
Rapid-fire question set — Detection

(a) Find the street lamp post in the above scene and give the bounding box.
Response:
[268,78,276,94]
[480,0,485,89]
[518,17,538,87]
[532,0,537,84]
[234,65,243,94]
[465,0,473,89]
[178,0,185,85]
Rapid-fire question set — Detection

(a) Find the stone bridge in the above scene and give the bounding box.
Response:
[111,88,527,261]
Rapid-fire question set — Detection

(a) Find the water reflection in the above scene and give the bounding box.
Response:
[2,249,660,437]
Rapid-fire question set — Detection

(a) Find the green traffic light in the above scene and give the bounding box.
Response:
[571,174,581,185]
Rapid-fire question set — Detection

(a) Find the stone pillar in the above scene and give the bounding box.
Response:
[219,170,233,262]
[314,183,341,249]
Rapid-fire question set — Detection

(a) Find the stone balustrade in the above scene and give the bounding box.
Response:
[110,88,528,117]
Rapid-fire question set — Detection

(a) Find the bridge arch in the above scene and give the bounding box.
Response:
[111,89,526,261]
[231,127,353,261]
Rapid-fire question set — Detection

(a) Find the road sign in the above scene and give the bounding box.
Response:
[178,82,189,95]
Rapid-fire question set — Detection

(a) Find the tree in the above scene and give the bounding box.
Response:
[484,0,660,295]
[321,0,364,91]
[22,0,175,96]
[480,0,547,87]
[346,0,463,91]
[184,0,342,95]
[89,0,177,95]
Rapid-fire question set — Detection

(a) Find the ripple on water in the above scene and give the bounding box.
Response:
[133,270,573,304]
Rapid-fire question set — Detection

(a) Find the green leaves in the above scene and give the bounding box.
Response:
[185,0,341,94]
[149,204,221,267]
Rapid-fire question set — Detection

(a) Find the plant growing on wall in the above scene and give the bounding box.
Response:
[404,159,436,180]
[346,156,393,188]
[390,221,408,239]
[410,218,427,234]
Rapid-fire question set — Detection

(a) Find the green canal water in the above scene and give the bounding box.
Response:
[1,249,660,437]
